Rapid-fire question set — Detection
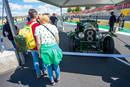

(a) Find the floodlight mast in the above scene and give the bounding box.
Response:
[3,0,21,65]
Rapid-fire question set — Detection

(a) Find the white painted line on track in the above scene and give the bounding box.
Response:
[64,22,77,25]
[99,28,130,36]
[99,28,108,31]
[116,31,130,36]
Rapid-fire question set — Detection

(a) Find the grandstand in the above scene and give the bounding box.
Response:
[67,3,130,21]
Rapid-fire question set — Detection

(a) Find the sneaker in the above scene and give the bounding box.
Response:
[55,79,60,83]
[50,81,55,86]
[36,74,41,79]
[41,70,47,76]
[43,70,48,75]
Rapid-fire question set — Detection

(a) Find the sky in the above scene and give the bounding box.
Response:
[0,0,67,16]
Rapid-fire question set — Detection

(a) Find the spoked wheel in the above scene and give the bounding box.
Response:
[103,36,115,54]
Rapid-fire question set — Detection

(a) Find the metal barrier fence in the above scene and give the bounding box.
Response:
[63,52,130,66]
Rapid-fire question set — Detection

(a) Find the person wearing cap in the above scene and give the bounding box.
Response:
[118,13,125,31]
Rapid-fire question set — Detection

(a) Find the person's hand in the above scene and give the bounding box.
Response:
[16,29,19,35]
[39,54,41,59]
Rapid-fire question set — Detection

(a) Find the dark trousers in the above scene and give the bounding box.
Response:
[10,40,16,48]
[52,22,57,27]
[109,23,114,32]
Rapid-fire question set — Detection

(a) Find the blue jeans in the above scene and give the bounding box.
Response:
[47,64,60,81]
[30,50,46,74]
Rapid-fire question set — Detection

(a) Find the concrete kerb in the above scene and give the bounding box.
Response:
[0,51,19,74]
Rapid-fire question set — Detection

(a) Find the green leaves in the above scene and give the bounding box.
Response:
[67,8,72,12]
[67,7,82,13]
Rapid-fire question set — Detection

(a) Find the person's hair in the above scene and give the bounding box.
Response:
[42,13,46,16]
[39,15,50,24]
[53,13,56,15]
[28,9,38,18]
[111,12,114,15]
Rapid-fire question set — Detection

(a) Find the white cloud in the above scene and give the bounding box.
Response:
[9,3,22,10]
[38,5,52,14]
[12,11,27,16]
[43,4,56,9]
[1,2,67,16]
[38,4,67,15]
[9,3,33,10]
[9,3,34,11]
[62,8,68,13]
[38,5,58,15]
[24,5,33,9]
[23,0,40,3]
[8,3,33,16]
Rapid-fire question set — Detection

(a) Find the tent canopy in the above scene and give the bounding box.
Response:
[39,0,124,8]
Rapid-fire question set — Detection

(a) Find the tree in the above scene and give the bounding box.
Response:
[67,8,72,12]
[75,7,82,12]
[72,8,76,12]
[85,6,91,10]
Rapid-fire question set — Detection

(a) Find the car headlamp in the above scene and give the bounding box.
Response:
[78,32,84,39]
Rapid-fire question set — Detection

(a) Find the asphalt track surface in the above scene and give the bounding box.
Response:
[0,21,130,87]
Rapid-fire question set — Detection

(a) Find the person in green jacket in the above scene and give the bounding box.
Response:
[35,14,63,85]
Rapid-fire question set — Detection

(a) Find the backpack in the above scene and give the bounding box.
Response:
[18,22,37,50]
[14,35,27,53]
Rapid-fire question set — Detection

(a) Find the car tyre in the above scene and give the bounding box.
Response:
[103,36,114,54]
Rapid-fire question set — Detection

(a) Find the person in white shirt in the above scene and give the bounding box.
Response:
[35,14,62,85]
